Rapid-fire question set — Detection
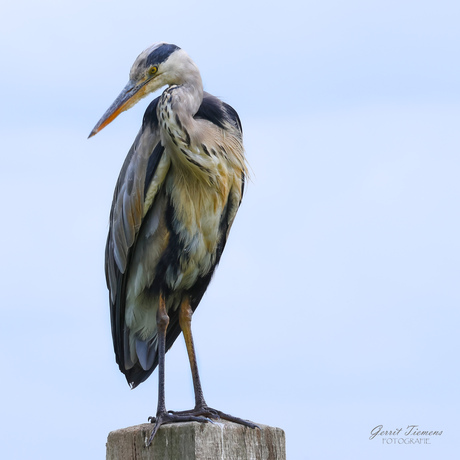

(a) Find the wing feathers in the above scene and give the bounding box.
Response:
[106,94,246,388]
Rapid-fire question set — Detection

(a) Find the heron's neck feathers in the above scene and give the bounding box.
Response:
[156,52,243,188]
[165,50,203,116]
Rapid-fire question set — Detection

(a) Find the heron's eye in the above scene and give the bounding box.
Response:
[148,66,158,76]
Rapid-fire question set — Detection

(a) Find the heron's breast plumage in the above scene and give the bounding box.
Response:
[110,88,246,374]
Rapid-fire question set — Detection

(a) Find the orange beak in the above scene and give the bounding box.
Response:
[88,79,148,138]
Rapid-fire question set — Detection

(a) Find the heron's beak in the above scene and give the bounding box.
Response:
[88,79,148,138]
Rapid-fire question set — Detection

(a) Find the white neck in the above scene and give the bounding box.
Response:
[164,50,203,116]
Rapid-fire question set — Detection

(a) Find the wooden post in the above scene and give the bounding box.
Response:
[106,420,286,460]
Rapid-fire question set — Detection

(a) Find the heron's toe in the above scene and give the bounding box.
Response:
[146,410,211,446]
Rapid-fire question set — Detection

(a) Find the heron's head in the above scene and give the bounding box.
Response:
[89,43,197,138]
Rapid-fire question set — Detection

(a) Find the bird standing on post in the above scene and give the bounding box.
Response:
[89,43,257,444]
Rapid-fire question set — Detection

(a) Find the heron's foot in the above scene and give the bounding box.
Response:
[146,411,210,446]
[169,405,259,430]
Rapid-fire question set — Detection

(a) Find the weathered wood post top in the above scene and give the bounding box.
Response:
[106,420,286,460]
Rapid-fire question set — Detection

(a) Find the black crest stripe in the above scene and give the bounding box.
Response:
[146,44,180,67]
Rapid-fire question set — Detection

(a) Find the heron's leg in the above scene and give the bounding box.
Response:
[155,292,169,414]
[146,293,210,447]
[169,298,259,430]
[179,297,207,408]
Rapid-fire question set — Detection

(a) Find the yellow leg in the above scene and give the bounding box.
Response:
[179,297,206,408]
[174,296,259,430]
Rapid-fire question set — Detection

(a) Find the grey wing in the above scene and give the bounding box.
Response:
[105,98,168,378]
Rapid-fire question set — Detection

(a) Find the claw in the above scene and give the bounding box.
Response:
[146,411,211,447]
[146,406,257,447]
[163,405,257,430]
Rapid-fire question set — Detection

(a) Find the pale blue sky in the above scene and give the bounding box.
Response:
[1,1,459,459]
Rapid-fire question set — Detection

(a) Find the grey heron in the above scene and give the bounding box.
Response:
[89,43,257,445]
